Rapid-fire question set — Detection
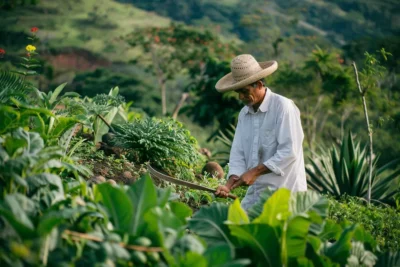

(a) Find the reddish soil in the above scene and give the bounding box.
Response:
[42,48,111,71]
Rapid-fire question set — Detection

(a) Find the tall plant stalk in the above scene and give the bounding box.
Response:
[351,62,373,204]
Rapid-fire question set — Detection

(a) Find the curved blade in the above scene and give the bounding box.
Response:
[147,164,236,200]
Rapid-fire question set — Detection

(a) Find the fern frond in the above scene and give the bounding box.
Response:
[0,71,37,105]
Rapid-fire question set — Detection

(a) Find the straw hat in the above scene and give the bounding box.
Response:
[215,54,278,93]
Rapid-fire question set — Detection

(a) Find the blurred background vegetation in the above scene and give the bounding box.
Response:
[1,1,400,264]
[1,0,399,165]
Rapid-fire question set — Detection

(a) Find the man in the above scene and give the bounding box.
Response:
[214,54,307,210]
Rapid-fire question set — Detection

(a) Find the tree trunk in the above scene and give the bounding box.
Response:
[150,44,167,116]
[352,62,373,204]
[172,93,189,119]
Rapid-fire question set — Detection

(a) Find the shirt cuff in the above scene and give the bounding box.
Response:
[227,168,245,179]
[264,161,284,176]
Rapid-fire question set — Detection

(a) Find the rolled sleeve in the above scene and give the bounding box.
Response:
[264,101,303,176]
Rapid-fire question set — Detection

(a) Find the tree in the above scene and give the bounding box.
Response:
[126,23,237,116]
[351,49,392,203]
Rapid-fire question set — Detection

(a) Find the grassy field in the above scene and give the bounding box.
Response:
[1,0,171,62]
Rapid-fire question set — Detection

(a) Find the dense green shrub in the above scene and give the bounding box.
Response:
[328,195,400,252]
[112,117,203,180]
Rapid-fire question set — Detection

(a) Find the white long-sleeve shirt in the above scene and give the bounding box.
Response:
[228,89,307,210]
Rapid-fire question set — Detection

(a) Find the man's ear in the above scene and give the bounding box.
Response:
[256,80,263,89]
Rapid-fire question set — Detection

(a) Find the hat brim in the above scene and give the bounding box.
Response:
[215,60,278,92]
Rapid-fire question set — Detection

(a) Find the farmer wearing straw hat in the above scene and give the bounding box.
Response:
[214,54,307,210]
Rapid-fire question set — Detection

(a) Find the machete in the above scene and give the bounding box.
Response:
[147,164,237,200]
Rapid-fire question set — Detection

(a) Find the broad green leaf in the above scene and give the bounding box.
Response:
[229,223,281,267]
[127,174,157,235]
[290,190,328,235]
[26,173,64,202]
[49,83,67,105]
[11,98,54,117]
[203,244,251,267]
[49,117,79,139]
[227,198,249,224]
[156,186,172,207]
[290,190,328,220]
[98,183,133,232]
[307,235,321,252]
[11,173,28,188]
[40,159,63,169]
[114,105,128,124]
[253,188,291,226]
[296,257,314,267]
[60,92,80,99]
[304,239,334,267]
[94,106,118,145]
[178,251,208,267]
[0,105,20,134]
[109,86,119,97]
[177,234,206,255]
[38,208,80,235]
[169,201,193,224]
[143,206,184,249]
[188,203,234,251]
[47,116,55,135]
[322,224,356,265]
[285,216,311,258]
[0,194,36,238]
[31,114,46,136]
[4,128,44,156]
[203,244,235,265]
[319,219,342,241]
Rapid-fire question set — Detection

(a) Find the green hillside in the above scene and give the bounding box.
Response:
[118,0,399,60]
[0,0,170,62]
[3,0,398,63]
[1,0,399,159]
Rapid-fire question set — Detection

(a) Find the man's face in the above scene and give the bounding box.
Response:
[235,82,264,107]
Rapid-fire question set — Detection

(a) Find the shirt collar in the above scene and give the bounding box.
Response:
[244,88,272,114]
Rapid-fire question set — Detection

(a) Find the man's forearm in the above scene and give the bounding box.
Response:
[237,164,272,186]
[253,164,271,176]
[225,175,240,190]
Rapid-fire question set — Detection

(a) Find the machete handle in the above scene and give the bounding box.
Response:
[227,193,237,200]
[214,191,237,200]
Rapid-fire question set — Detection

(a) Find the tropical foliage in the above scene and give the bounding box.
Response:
[0,3,399,266]
[189,188,398,266]
[306,132,400,205]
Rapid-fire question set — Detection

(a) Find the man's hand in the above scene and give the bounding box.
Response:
[215,175,240,198]
[215,165,271,197]
[215,185,231,198]
[239,164,272,186]
[230,178,245,189]
[240,168,259,185]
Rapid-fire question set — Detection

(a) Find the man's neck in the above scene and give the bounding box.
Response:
[251,87,267,111]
